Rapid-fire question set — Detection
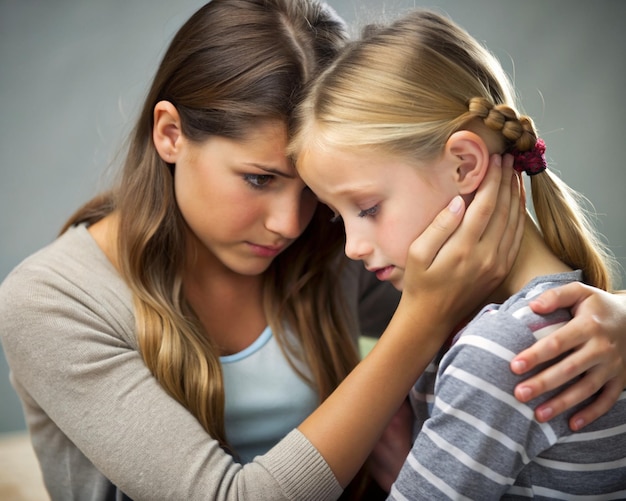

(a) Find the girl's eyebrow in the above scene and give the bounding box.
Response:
[333,184,374,197]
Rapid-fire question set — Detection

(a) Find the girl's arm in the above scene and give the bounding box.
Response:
[300,155,525,486]
[511,283,626,430]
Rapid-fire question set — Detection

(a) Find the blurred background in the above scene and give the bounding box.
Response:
[1,0,625,433]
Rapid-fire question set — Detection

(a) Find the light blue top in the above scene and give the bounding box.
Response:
[221,326,318,463]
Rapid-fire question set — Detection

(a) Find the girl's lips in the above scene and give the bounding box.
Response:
[372,265,395,281]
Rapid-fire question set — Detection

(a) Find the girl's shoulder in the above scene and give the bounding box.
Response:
[456,271,583,349]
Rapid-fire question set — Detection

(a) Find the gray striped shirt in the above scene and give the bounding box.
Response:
[390,271,626,500]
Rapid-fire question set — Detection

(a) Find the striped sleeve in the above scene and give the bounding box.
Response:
[390,307,567,499]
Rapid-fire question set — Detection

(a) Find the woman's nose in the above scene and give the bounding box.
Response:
[265,190,315,240]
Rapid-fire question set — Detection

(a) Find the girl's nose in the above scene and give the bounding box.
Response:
[344,226,373,261]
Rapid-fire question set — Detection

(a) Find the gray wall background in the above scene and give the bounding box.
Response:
[1,0,624,433]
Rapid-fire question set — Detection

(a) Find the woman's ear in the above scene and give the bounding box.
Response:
[444,130,490,195]
[153,100,183,163]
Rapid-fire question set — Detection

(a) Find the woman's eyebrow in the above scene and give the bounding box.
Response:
[245,163,295,179]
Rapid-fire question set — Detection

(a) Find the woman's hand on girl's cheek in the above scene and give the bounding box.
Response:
[401,153,524,332]
[510,282,626,430]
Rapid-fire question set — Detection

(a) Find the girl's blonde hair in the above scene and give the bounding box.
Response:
[292,9,616,291]
[61,0,359,455]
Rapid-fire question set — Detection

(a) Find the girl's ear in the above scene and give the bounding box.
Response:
[153,100,183,163]
[444,130,490,195]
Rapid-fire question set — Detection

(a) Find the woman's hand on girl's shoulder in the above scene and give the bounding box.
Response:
[511,282,626,430]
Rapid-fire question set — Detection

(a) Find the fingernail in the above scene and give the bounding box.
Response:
[494,155,501,167]
[511,360,527,373]
[572,418,585,431]
[536,406,553,421]
[516,385,532,401]
[448,196,463,214]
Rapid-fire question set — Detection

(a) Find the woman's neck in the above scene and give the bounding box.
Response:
[487,216,574,305]
[88,211,120,271]
[182,231,267,355]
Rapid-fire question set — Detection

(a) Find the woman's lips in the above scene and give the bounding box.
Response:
[247,242,285,258]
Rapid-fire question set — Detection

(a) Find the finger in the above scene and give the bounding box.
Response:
[500,163,520,245]
[497,167,525,271]
[567,378,623,431]
[528,282,593,315]
[510,319,592,374]
[511,172,526,261]
[408,195,465,269]
[531,363,611,422]
[477,155,511,246]
[513,340,604,403]
[535,371,605,422]
[457,155,502,242]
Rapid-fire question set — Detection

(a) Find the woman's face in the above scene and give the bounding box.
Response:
[174,121,317,276]
[298,145,458,290]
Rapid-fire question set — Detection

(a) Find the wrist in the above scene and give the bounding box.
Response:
[393,292,457,344]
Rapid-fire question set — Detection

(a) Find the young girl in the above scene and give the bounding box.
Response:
[1,1,625,500]
[292,9,626,498]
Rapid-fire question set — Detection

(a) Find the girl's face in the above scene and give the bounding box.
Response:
[298,145,458,290]
[174,121,317,276]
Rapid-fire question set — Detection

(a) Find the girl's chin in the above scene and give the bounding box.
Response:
[390,276,404,291]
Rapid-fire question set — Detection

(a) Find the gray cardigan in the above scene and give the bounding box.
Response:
[0,225,400,501]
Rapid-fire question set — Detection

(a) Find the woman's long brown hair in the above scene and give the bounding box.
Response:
[61,0,361,455]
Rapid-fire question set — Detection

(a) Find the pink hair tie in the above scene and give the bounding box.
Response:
[510,138,547,176]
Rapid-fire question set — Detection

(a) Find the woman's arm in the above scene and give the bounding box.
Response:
[511,283,626,430]
[366,398,414,492]
[299,155,525,486]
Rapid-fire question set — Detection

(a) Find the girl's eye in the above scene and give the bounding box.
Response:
[358,205,380,218]
[244,174,273,189]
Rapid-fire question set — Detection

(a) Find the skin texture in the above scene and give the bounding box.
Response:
[298,132,488,292]
[155,103,317,278]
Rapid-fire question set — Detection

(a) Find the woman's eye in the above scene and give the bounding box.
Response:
[358,205,380,218]
[244,174,273,189]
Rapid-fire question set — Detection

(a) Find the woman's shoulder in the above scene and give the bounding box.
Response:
[0,225,133,343]
[2,224,119,290]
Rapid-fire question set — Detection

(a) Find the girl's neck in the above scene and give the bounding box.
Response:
[487,216,574,305]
